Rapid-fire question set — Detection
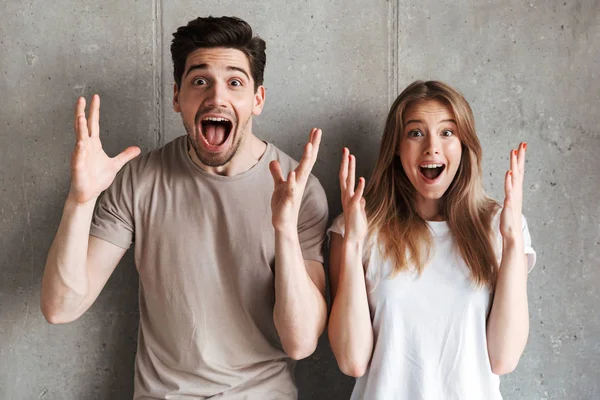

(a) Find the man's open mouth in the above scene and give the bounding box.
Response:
[200,116,233,147]
[419,163,445,180]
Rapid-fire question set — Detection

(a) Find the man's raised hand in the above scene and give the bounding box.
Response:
[69,94,140,204]
[269,128,322,233]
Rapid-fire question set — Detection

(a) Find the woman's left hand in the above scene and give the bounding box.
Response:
[499,142,527,241]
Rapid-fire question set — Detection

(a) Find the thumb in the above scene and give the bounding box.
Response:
[113,146,141,170]
[269,160,285,183]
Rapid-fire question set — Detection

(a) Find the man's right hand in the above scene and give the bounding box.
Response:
[69,94,141,205]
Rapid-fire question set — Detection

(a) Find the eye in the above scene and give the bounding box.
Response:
[407,130,423,137]
[192,77,208,85]
[441,129,453,137]
[229,79,243,87]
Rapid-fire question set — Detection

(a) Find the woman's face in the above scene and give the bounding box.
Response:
[397,99,463,216]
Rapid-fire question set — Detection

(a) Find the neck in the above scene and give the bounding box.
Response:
[415,197,444,221]
[188,134,267,176]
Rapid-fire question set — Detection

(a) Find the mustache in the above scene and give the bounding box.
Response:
[194,108,236,124]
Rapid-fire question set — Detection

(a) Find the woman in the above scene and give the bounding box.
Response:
[328,80,536,399]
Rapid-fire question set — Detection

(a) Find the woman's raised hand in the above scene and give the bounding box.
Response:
[339,148,368,243]
[499,142,527,242]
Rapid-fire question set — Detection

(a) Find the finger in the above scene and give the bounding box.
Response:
[346,154,356,197]
[269,160,285,184]
[339,148,349,193]
[308,127,315,143]
[74,97,86,133]
[310,128,322,161]
[71,134,87,170]
[504,170,512,203]
[353,177,366,202]
[88,94,100,138]
[287,171,297,193]
[509,148,518,181]
[75,112,89,144]
[112,146,141,171]
[518,142,526,175]
[295,142,313,180]
[296,128,322,179]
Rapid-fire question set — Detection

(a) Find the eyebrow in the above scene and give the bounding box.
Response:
[403,119,457,127]
[184,64,250,80]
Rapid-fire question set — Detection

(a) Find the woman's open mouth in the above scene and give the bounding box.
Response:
[199,116,233,151]
[419,163,445,182]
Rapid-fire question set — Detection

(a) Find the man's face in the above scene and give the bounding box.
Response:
[173,47,265,167]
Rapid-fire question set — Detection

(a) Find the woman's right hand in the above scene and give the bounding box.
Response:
[69,94,141,205]
[339,148,368,243]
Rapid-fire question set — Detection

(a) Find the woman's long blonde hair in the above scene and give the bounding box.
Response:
[364,80,499,288]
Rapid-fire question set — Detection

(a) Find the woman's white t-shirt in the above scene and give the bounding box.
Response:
[328,213,536,400]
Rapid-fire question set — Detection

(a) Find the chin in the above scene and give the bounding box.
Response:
[191,136,241,167]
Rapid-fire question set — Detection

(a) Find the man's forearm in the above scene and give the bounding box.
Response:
[273,229,327,360]
[41,195,95,323]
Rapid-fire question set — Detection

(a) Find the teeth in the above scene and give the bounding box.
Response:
[421,164,443,168]
[203,117,230,122]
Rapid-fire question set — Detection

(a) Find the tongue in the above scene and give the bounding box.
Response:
[204,124,227,146]
[422,167,442,180]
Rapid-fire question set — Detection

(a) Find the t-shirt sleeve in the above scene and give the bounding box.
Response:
[326,213,372,275]
[297,175,329,263]
[493,210,536,273]
[89,163,135,249]
[327,213,346,238]
[522,214,536,273]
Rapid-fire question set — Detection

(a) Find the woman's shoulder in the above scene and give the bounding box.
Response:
[327,213,346,236]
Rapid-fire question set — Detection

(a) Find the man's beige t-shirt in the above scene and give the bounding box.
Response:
[90,136,328,400]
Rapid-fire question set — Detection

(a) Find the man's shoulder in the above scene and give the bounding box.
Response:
[126,135,187,174]
[267,143,324,191]
[266,143,299,170]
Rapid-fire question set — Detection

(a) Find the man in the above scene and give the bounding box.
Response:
[41,16,328,399]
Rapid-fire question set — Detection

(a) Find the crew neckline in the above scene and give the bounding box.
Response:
[181,136,273,181]
[426,220,450,236]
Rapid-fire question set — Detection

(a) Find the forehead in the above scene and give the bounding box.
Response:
[403,99,455,123]
[184,47,251,75]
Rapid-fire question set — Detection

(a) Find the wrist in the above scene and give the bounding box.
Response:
[342,237,363,252]
[65,191,98,211]
[502,235,524,251]
[274,226,300,241]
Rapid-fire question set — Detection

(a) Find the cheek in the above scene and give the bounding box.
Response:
[447,140,463,162]
[398,141,418,167]
[398,150,417,181]
[446,142,463,177]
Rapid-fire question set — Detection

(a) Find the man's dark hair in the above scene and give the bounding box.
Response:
[170,16,266,91]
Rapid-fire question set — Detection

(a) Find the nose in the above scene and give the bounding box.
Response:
[204,81,228,108]
[423,134,440,155]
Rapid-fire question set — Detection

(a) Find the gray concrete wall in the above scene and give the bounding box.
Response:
[0,0,598,399]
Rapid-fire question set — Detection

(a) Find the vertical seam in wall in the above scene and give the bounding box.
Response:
[152,0,164,148]
[387,0,399,107]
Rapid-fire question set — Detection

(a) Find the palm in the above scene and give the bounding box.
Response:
[269,128,322,232]
[499,143,526,240]
[270,179,297,229]
[69,95,140,204]
[339,148,367,242]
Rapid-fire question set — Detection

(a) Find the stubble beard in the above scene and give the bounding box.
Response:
[182,115,250,168]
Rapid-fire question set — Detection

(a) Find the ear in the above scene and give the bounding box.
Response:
[252,85,266,116]
[173,83,181,113]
